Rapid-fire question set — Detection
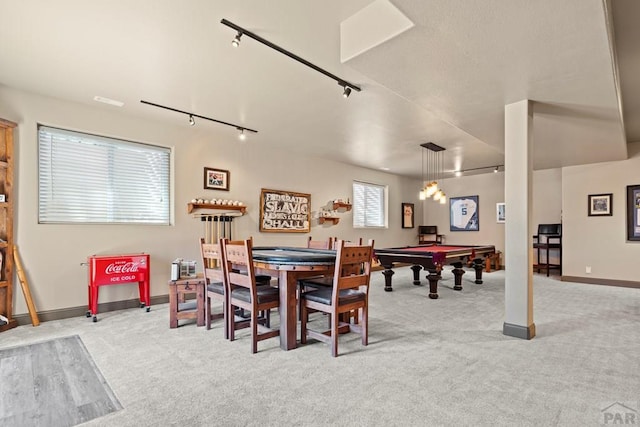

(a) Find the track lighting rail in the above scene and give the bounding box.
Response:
[221,18,361,96]
[140,100,258,135]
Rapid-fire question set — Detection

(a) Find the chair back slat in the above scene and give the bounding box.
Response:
[228,271,253,289]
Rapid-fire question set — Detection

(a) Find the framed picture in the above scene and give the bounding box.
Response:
[450,195,479,231]
[627,185,640,241]
[204,167,229,191]
[496,202,506,223]
[402,202,415,229]
[588,193,612,216]
[259,188,311,233]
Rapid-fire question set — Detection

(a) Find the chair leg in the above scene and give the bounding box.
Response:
[251,309,258,354]
[331,312,339,357]
[546,248,550,277]
[205,295,211,330]
[222,299,228,340]
[300,304,308,344]
[361,305,368,346]
[229,303,236,342]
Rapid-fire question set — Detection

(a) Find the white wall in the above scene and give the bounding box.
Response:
[0,86,420,315]
[562,142,640,280]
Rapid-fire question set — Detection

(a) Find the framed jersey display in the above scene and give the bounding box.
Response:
[450,195,479,231]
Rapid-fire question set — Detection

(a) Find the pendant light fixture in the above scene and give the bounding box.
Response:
[419,142,446,203]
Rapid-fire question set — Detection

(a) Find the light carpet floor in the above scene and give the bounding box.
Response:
[0,267,638,426]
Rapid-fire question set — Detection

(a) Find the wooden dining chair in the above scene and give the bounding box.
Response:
[223,238,280,353]
[300,238,371,289]
[307,236,334,250]
[199,237,229,337]
[300,239,374,357]
[333,237,363,246]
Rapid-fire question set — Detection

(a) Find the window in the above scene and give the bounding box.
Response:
[353,181,387,228]
[38,125,170,224]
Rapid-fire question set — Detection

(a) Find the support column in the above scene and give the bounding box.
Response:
[503,100,535,340]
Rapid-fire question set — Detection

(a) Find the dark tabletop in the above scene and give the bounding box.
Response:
[252,246,336,265]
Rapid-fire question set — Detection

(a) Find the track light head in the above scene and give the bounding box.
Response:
[232,32,242,47]
[238,128,246,141]
[188,115,195,126]
[342,86,352,98]
[494,166,499,173]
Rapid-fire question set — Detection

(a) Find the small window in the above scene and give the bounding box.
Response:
[38,125,170,224]
[352,181,387,228]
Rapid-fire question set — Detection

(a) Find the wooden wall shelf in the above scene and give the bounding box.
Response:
[187,203,246,214]
[332,202,352,211]
[319,217,340,225]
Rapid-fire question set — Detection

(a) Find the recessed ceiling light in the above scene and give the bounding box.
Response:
[380,167,390,171]
[93,96,124,107]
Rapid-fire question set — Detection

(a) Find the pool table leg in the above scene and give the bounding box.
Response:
[410,265,422,285]
[451,262,465,290]
[426,269,441,299]
[472,258,485,284]
[381,267,395,292]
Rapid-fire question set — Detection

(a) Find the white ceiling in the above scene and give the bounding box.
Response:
[0,0,638,180]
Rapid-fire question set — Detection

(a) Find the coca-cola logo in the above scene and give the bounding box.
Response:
[105,262,140,274]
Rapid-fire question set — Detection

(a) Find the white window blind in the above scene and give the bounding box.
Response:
[353,181,387,228]
[38,125,170,224]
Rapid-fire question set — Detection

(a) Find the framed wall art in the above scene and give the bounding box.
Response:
[259,188,311,233]
[204,167,229,191]
[450,195,479,231]
[402,202,415,229]
[627,185,640,241]
[588,193,612,216]
[496,202,505,223]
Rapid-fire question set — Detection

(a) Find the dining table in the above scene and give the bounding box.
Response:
[252,246,336,350]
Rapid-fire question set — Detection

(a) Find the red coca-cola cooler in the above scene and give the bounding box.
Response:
[86,253,150,322]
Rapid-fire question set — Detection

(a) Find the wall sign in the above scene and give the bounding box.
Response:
[259,188,311,233]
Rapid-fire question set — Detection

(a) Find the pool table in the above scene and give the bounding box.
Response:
[374,244,496,299]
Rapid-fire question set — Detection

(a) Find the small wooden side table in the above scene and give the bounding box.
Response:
[168,277,206,328]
